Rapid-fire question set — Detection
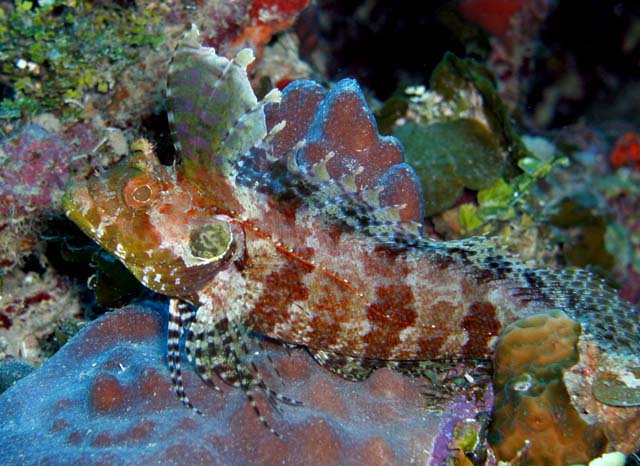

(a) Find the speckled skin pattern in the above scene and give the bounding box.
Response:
[63,26,639,434]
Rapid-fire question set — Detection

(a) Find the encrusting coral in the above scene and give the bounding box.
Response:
[0,305,491,465]
[490,310,608,465]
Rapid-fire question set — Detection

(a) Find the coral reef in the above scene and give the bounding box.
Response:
[490,310,609,465]
[0,304,492,465]
[396,52,536,220]
[235,0,312,55]
[564,341,640,454]
[0,118,131,272]
[0,125,68,266]
[0,2,638,465]
[0,267,80,364]
[196,0,311,59]
[0,0,315,370]
[60,23,640,466]
[0,0,163,122]
[546,125,640,305]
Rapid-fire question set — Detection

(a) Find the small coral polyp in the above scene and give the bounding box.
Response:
[64,24,639,449]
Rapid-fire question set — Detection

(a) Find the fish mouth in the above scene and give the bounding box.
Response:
[62,180,98,237]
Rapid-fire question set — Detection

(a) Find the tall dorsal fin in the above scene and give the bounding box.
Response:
[167,26,425,240]
[167,25,279,174]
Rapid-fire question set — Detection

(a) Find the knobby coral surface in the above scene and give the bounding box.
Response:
[490,310,640,465]
[0,304,494,466]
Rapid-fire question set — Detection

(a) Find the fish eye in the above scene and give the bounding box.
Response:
[132,185,151,202]
[189,221,233,261]
[123,175,157,208]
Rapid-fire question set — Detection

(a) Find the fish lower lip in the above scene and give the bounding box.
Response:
[62,181,95,231]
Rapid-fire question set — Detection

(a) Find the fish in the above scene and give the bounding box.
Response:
[63,25,639,435]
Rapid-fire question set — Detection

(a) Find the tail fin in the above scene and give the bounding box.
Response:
[431,236,639,359]
[528,267,638,357]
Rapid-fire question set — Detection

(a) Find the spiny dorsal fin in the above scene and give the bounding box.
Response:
[240,79,426,242]
[167,25,280,174]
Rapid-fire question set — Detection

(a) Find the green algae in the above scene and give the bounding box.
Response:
[427,53,530,170]
[446,413,490,466]
[549,194,616,272]
[395,118,503,216]
[458,153,570,234]
[374,96,408,135]
[0,0,163,121]
[593,369,640,407]
[394,53,545,218]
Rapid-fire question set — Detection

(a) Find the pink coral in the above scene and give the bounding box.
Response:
[0,122,115,269]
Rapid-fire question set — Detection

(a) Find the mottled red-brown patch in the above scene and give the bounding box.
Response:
[24,291,52,306]
[432,253,457,271]
[0,312,12,329]
[269,196,303,225]
[363,246,410,279]
[249,258,311,333]
[472,268,496,285]
[325,223,344,245]
[373,244,402,259]
[157,203,173,215]
[256,199,313,251]
[305,316,343,349]
[303,272,357,348]
[291,246,315,263]
[461,301,501,358]
[415,300,456,358]
[363,285,417,358]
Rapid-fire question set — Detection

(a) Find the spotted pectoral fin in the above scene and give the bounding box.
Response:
[186,304,300,436]
[168,25,280,173]
[308,348,383,381]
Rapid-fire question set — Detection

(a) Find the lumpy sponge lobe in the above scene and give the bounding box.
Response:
[489,310,607,465]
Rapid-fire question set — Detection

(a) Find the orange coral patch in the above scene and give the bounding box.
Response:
[610,132,640,171]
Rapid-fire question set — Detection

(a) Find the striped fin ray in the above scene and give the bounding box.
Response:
[167,299,203,413]
[187,307,301,437]
[167,25,278,174]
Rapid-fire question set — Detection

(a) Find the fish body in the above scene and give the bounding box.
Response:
[63,26,639,431]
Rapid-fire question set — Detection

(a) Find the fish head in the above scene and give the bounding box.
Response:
[63,138,244,302]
